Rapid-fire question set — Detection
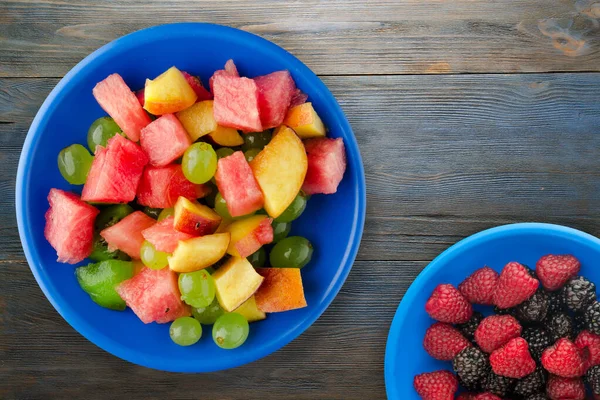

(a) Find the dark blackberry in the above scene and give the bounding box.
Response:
[522,326,552,362]
[513,367,546,397]
[573,312,587,335]
[546,312,573,342]
[561,276,596,313]
[546,289,565,315]
[494,305,516,316]
[586,365,600,396]
[456,311,483,342]
[515,289,549,324]
[585,301,600,336]
[483,371,515,397]
[525,394,549,400]
[453,346,489,391]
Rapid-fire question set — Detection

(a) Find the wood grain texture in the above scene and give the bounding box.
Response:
[1,0,600,77]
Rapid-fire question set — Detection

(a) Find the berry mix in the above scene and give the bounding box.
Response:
[414,254,600,400]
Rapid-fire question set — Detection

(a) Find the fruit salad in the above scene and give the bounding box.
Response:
[44,61,348,350]
[414,254,600,400]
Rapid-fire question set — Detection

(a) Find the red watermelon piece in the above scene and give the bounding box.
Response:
[100,211,156,259]
[140,114,191,167]
[181,71,212,101]
[44,189,99,264]
[302,138,347,195]
[136,164,210,208]
[141,216,193,253]
[235,217,274,258]
[209,59,240,93]
[254,71,296,129]
[289,88,308,108]
[92,73,151,141]
[214,151,264,217]
[82,134,149,203]
[116,266,190,324]
[212,74,262,132]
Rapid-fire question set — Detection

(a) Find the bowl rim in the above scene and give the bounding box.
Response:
[15,22,367,372]
[384,222,600,399]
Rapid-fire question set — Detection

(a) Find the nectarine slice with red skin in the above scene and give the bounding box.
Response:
[255,268,307,313]
[173,196,221,236]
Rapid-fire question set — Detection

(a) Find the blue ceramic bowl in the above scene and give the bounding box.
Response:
[385,223,600,399]
[15,23,366,372]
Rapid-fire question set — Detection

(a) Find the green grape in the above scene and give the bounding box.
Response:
[140,240,169,270]
[214,193,255,221]
[242,130,272,151]
[89,234,130,262]
[244,148,261,163]
[178,270,216,308]
[169,317,202,346]
[158,208,174,221]
[192,297,224,325]
[142,207,161,219]
[272,220,292,243]
[269,236,313,269]
[57,144,94,185]
[204,266,216,275]
[95,204,134,231]
[182,142,217,184]
[274,193,307,223]
[212,312,249,349]
[247,248,266,268]
[87,117,122,153]
[215,147,235,160]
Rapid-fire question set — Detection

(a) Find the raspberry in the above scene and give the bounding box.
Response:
[474,315,522,353]
[482,371,515,397]
[458,266,499,305]
[514,288,550,323]
[513,367,546,398]
[453,347,489,391]
[575,330,600,367]
[489,337,536,378]
[561,276,596,313]
[546,375,585,400]
[546,312,574,342]
[536,254,580,291]
[425,284,473,324]
[423,322,471,361]
[541,338,587,378]
[473,394,501,400]
[586,365,600,396]
[493,262,539,309]
[585,301,600,335]
[456,311,483,342]
[522,326,552,363]
[413,370,458,400]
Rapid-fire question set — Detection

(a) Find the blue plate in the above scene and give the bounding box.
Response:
[16,23,366,372]
[384,223,600,399]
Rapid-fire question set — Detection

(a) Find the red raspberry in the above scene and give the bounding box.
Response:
[492,262,539,308]
[536,254,580,291]
[423,323,471,360]
[474,315,522,353]
[542,338,588,377]
[425,284,473,324]
[575,330,600,367]
[546,375,585,400]
[413,370,458,400]
[489,337,536,378]
[458,266,499,305]
[473,394,502,400]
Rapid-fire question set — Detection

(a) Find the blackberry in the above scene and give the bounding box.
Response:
[522,326,552,362]
[513,367,546,397]
[494,305,516,316]
[483,371,515,397]
[561,276,596,313]
[585,301,600,336]
[525,394,549,400]
[573,312,587,335]
[546,312,573,342]
[453,346,489,391]
[515,289,549,324]
[456,311,483,342]
[547,289,565,315]
[586,365,600,395]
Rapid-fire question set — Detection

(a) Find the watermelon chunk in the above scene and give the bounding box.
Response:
[212,74,262,132]
[209,59,240,93]
[214,151,263,217]
[181,71,212,101]
[82,134,149,203]
[235,217,274,258]
[100,211,156,259]
[136,164,210,208]
[254,71,296,129]
[116,266,190,324]
[44,189,99,264]
[141,216,193,253]
[302,138,347,195]
[289,88,308,108]
[92,73,152,141]
[140,114,191,167]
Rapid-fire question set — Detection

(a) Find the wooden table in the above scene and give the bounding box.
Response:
[1,1,599,398]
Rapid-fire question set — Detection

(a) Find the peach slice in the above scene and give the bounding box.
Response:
[255,268,307,313]
[283,102,326,139]
[173,196,221,236]
[144,66,197,115]
[213,257,264,312]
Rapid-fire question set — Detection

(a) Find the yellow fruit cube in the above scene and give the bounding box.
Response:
[144,66,197,115]
[233,296,266,322]
[225,215,270,257]
[283,102,326,139]
[168,233,230,273]
[209,125,244,147]
[213,257,264,312]
[175,100,218,141]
